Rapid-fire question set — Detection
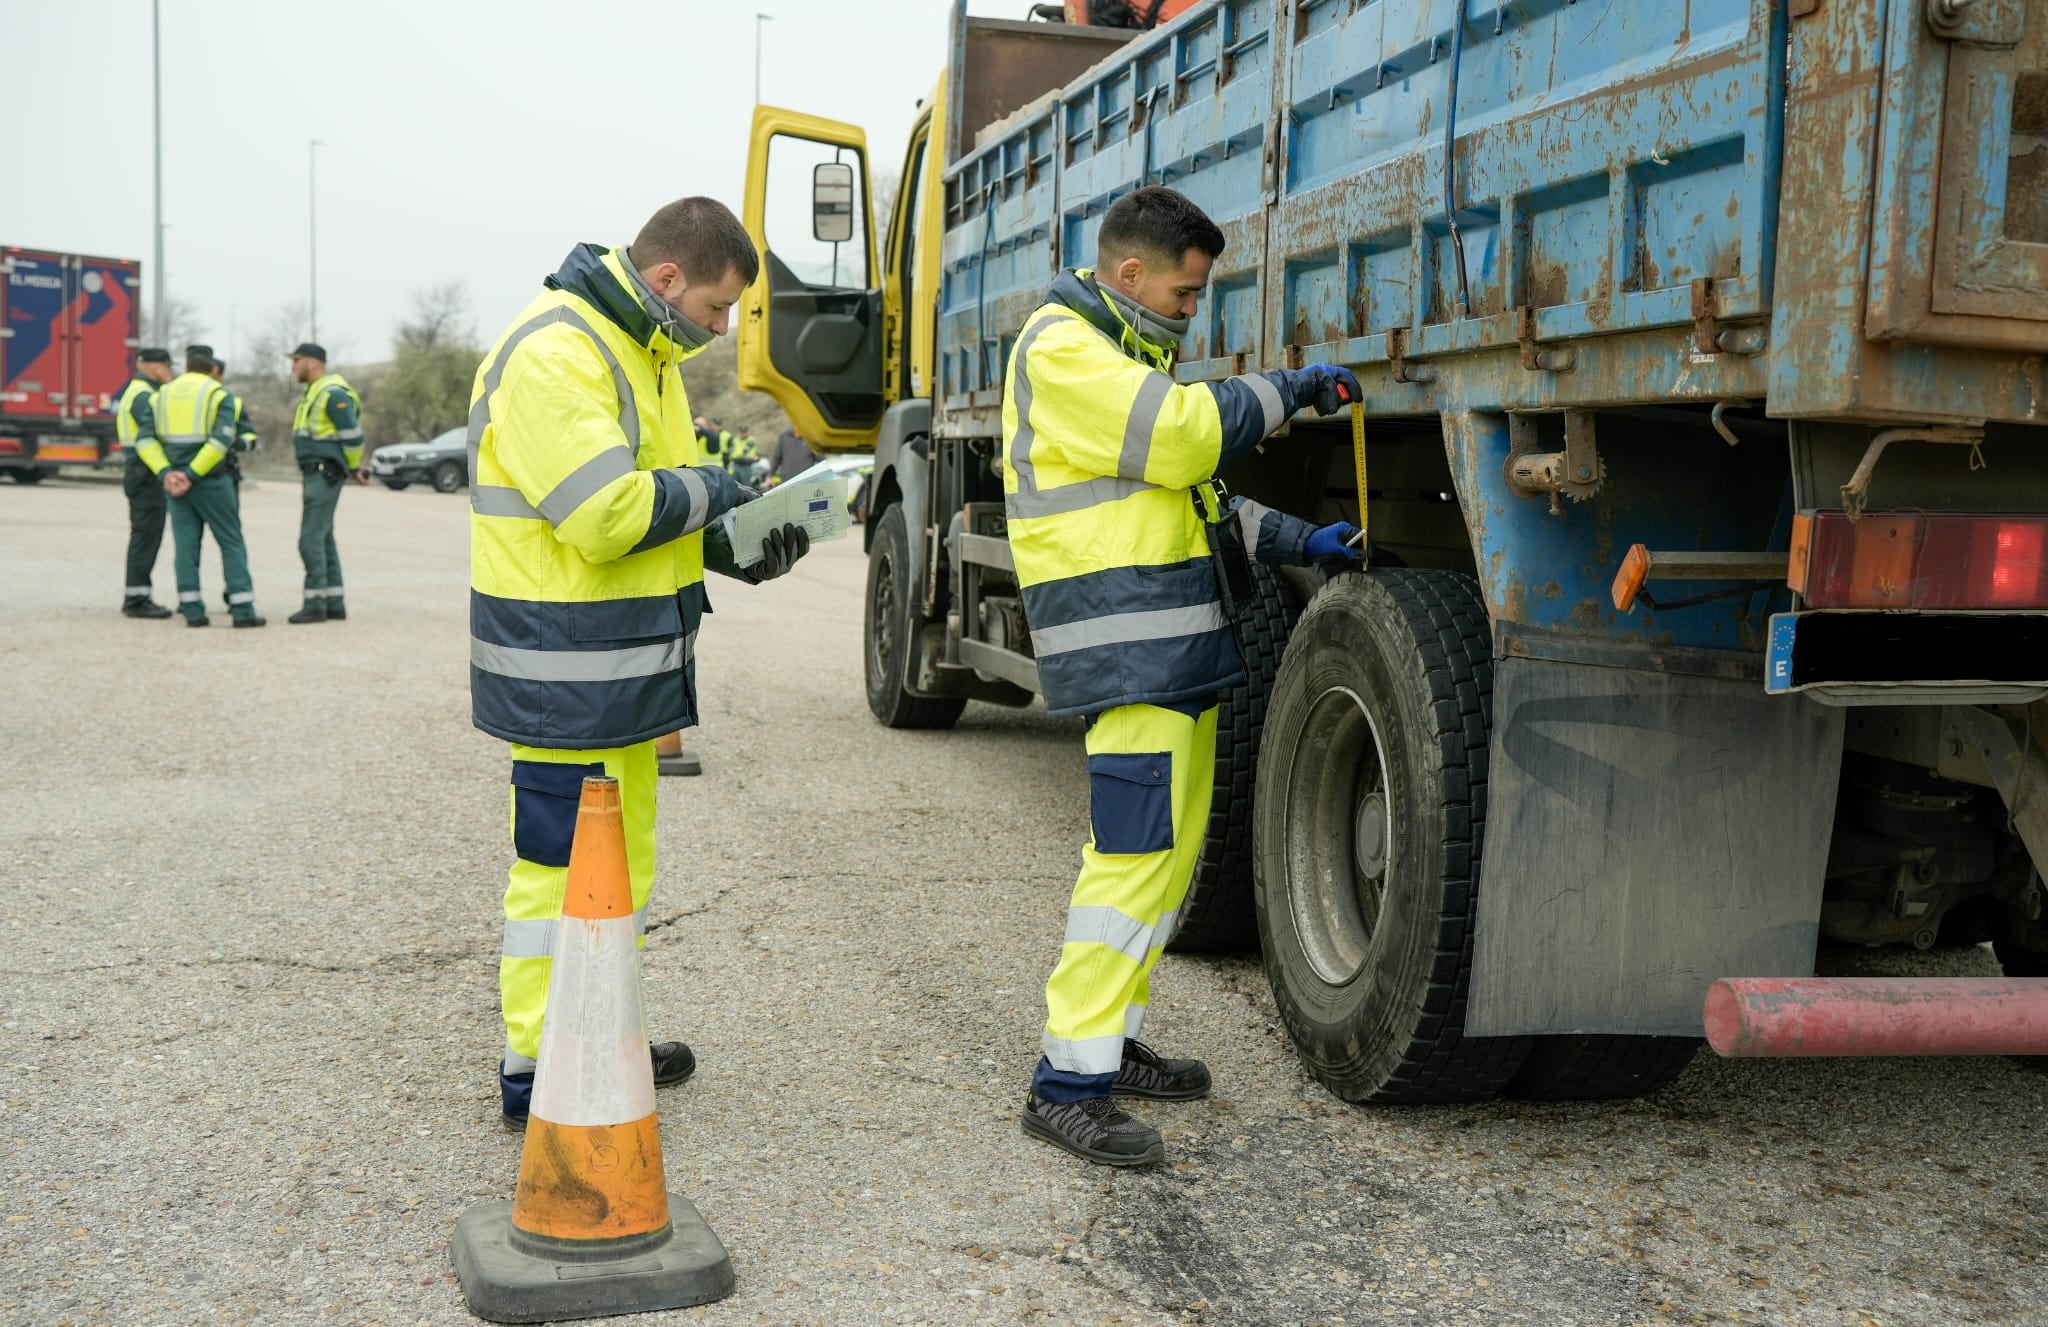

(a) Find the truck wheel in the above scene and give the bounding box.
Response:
[433,460,465,493]
[1254,570,1530,1104]
[865,504,964,730]
[9,466,49,484]
[1169,563,1299,954]
[1503,1035,1700,1101]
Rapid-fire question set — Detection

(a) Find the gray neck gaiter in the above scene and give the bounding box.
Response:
[1097,280,1189,353]
[621,246,715,354]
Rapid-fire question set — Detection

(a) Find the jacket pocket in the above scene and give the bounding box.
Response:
[568,595,684,644]
[1087,752,1174,855]
[510,759,606,867]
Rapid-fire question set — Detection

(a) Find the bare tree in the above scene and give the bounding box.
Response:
[396,282,474,353]
[137,295,206,354]
[383,283,482,444]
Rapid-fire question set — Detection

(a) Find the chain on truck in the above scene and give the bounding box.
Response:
[736,0,2048,1104]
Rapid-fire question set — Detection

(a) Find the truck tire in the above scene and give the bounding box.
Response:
[9,466,49,484]
[1503,1035,1700,1101]
[865,503,965,730]
[433,460,465,493]
[1169,563,1300,954]
[1253,570,1530,1104]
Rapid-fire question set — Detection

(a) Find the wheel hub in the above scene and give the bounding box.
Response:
[1283,685,1394,988]
[1354,791,1388,878]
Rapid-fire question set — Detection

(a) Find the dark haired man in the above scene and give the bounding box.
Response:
[116,347,177,617]
[469,196,812,1128]
[285,343,364,624]
[1006,185,1364,1165]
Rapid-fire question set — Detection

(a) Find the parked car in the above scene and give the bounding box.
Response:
[371,427,466,492]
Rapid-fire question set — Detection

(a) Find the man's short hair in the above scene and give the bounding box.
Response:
[632,197,760,288]
[185,349,215,374]
[1097,186,1226,270]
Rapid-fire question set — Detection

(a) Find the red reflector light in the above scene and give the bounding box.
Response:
[1796,512,2048,610]
[0,438,22,456]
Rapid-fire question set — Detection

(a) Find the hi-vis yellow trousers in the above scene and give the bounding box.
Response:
[1035,703,1218,1101]
[500,740,656,1067]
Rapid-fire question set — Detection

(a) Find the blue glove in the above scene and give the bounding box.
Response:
[1301,363,1362,416]
[1304,522,1364,567]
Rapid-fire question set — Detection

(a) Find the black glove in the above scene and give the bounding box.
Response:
[750,522,811,582]
[1301,363,1363,416]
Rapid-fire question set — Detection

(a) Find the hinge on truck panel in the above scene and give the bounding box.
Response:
[1384,327,1435,384]
[1789,0,1821,16]
[1691,278,1770,356]
[1515,306,1577,373]
[1505,410,1605,517]
[1926,0,2026,43]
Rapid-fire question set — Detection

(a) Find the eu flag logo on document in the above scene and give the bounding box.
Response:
[808,499,831,513]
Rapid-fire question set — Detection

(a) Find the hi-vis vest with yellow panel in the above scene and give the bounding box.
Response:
[467,243,742,750]
[151,371,236,478]
[1000,270,1320,718]
[293,373,362,467]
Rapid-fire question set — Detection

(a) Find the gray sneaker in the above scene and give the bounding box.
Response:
[1021,1093,1165,1166]
[1113,1039,1212,1101]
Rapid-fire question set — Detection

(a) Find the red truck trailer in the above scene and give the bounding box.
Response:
[0,246,143,482]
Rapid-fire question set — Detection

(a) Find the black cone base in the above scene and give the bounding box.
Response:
[656,749,703,777]
[451,1193,734,1323]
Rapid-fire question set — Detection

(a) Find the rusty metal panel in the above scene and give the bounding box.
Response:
[1467,655,1845,1038]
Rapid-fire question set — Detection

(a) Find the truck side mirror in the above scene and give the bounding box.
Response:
[812,162,856,244]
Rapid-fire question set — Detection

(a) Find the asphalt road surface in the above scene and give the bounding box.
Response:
[2,474,2044,1327]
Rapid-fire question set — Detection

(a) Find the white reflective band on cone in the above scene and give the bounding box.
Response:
[527,912,656,1127]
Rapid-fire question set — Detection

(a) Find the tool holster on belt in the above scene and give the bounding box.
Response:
[1196,481,1254,626]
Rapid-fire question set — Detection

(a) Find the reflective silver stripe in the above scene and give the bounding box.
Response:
[471,636,684,683]
[1234,497,1275,556]
[1042,1031,1125,1076]
[503,905,648,960]
[471,485,542,519]
[163,432,209,443]
[226,591,253,605]
[1124,1003,1148,1039]
[1004,474,1158,521]
[1005,312,1074,496]
[469,304,641,518]
[1243,372,1286,436]
[178,590,204,603]
[1064,905,1155,964]
[1030,602,1230,657]
[124,585,152,595]
[331,427,364,440]
[536,446,638,527]
[1153,906,1181,952]
[1118,371,1173,482]
[673,467,711,534]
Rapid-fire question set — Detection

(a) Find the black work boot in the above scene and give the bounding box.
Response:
[1113,1039,1212,1101]
[1021,1094,1165,1166]
[326,603,346,621]
[122,598,173,619]
[186,615,211,628]
[651,1040,696,1087]
[288,605,328,624]
[232,615,267,629]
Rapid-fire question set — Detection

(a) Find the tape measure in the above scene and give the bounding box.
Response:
[1348,404,1369,549]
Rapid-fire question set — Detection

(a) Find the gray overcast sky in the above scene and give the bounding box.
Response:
[2,0,1015,364]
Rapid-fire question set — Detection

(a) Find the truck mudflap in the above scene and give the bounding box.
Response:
[1705,976,2048,1056]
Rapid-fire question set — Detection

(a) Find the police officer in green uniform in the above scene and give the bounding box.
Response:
[285,342,365,624]
[142,346,265,628]
[116,347,176,618]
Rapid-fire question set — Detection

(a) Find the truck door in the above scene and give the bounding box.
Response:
[1,248,72,422]
[1865,0,2048,349]
[739,107,889,453]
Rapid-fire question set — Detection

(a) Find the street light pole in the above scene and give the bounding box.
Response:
[754,13,772,105]
[308,139,323,342]
[151,0,165,347]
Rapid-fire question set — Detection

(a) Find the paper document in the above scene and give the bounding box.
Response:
[719,468,850,567]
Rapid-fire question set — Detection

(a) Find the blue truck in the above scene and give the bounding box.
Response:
[737,0,2048,1103]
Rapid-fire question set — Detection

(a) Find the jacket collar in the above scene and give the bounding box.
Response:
[1043,268,1173,370]
[544,243,707,364]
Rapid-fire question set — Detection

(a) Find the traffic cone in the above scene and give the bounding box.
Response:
[653,730,701,778]
[452,775,733,1322]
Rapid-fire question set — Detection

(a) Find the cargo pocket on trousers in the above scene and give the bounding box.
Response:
[510,760,607,868]
[1087,752,1174,855]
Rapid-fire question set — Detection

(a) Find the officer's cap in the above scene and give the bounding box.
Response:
[138,348,171,364]
[288,342,327,361]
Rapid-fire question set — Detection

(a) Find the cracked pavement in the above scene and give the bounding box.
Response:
[2,476,2045,1327]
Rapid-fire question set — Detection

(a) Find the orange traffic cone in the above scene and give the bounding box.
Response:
[653,730,701,777]
[452,775,733,1322]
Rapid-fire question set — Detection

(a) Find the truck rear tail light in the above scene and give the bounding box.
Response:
[1789,511,2048,610]
[0,438,21,456]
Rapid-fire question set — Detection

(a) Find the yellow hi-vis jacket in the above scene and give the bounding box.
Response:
[293,373,363,469]
[115,376,159,469]
[1001,270,1323,718]
[148,371,239,479]
[467,243,745,749]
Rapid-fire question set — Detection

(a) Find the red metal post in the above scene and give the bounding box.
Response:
[1704,977,2048,1058]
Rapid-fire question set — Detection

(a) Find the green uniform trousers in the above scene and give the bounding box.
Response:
[122,462,166,601]
[168,472,255,623]
[298,467,346,612]
[500,740,657,1069]
[1037,703,1219,1098]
